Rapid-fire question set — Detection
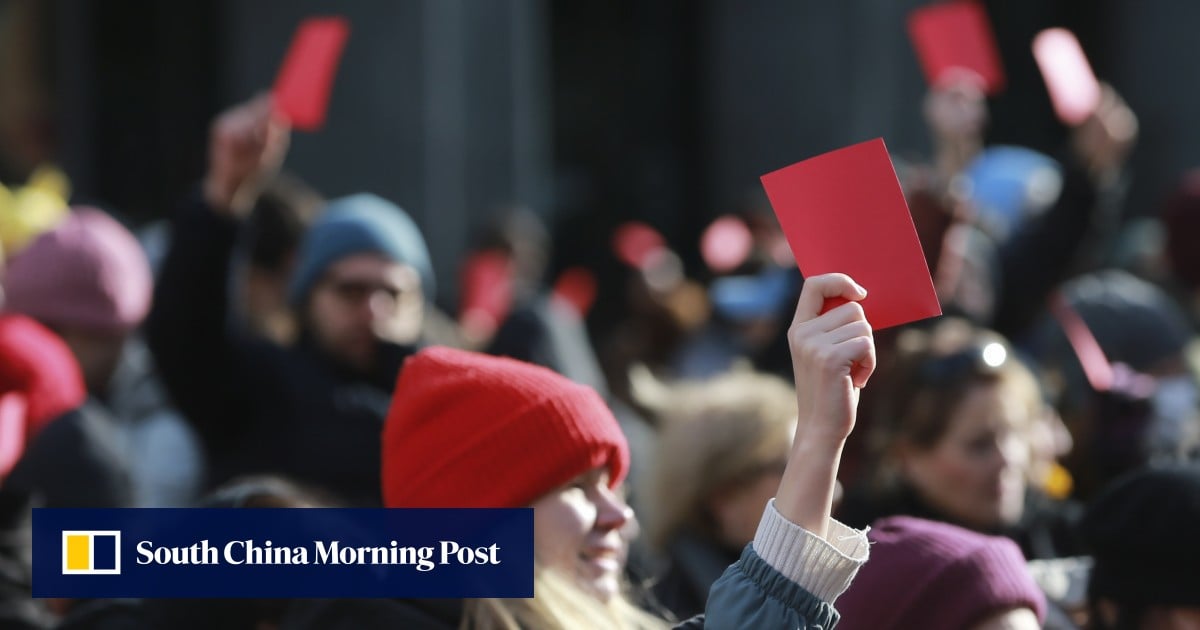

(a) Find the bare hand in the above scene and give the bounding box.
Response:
[774,273,875,538]
[203,94,291,216]
[1071,83,1138,185]
[787,273,875,443]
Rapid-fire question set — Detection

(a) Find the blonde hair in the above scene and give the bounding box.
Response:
[639,370,797,550]
[461,568,668,630]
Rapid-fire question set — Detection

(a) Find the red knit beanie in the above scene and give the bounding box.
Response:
[382,347,629,508]
[0,314,87,478]
[0,314,86,433]
[836,516,1046,630]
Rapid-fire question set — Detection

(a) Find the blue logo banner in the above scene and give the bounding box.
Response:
[34,508,534,598]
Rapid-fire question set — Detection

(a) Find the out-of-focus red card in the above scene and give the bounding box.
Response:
[760,138,941,329]
[907,1,1005,95]
[272,17,351,131]
[1033,28,1101,126]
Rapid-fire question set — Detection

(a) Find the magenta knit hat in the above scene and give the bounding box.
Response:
[3,207,152,334]
[382,347,629,508]
[836,516,1046,630]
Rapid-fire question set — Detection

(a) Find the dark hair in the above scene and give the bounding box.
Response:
[244,173,323,273]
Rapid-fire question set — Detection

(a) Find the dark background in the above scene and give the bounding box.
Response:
[2,0,1196,307]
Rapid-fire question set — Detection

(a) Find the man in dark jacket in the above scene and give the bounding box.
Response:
[147,95,434,506]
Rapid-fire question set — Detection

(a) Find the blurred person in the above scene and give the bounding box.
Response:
[283,273,876,629]
[1080,463,1200,630]
[473,205,609,392]
[840,318,1085,560]
[236,172,324,345]
[1029,270,1200,499]
[1,209,201,508]
[905,81,1137,338]
[0,314,90,630]
[837,515,1046,630]
[0,315,131,510]
[638,370,798,619]
[147,95,434,505]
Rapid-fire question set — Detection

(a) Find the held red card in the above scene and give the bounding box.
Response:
[272,17,351,131]
[1033,28,1101,126]
[907,1,1005,95]
[759,138,941,329]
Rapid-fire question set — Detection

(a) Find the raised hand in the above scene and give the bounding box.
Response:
[775,273,875,538]
[203,94,291,217]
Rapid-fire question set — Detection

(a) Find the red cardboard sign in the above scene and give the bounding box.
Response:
[907,1,1005,95]
[760,138,941,329]
[1033,28,1101,126]
[272,17,351,131]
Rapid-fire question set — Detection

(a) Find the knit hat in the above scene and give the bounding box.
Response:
[836,516,1046,630]
[382,347,629,508]
[1082,463,1200,607]
[3,207,152,334]
[287,193,434,306]
[0,314,86,476]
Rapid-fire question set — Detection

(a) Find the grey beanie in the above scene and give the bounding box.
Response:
[287,193,434,305]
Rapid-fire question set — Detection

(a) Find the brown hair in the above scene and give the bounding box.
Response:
[867,319,1043,491]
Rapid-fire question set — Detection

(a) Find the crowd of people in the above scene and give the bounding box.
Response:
[1,54,1198,630]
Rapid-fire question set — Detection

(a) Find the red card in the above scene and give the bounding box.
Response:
[907,1,1005,95]
[272,17,351,131]
[1033,28,1101,126]
[458,251,515,334]
[552,267,598,318]
[760,138,941,329]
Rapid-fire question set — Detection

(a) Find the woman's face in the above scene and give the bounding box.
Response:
[902,381,1030,530]
[531,467,632,602]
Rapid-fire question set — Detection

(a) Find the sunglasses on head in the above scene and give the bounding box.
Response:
[915,340,1011,388]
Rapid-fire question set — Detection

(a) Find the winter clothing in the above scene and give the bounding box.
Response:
[0,314,87,448]
[1082,463,1200,607]
[286,194,434,305]
[837,516,1046,630]
[2,401,134,508]
[146,194,417,505]
[281,501,869,629]
[4,208,152,334]
[383,347,629,509]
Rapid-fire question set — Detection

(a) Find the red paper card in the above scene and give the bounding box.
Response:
[1033,28,1101,126]
[458,251,515,331]
[552,267,598,318]
[907,1,1005,95]
[760,138,941,329]
[272,17,351,131]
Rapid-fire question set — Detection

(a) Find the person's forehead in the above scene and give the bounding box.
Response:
[325,253,417,282]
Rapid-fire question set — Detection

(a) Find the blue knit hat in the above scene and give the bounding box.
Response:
[287,193,434,305]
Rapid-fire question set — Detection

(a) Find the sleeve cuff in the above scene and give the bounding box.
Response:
[751,498,870,603]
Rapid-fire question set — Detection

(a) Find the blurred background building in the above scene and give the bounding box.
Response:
[1,0,1197,307]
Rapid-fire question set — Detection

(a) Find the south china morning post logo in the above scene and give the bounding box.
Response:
[34,508,534,598]
[61,531,121,575]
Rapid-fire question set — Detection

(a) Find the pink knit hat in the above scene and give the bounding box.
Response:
[382,347,629,508]
[836,516,1046,630]
[3,207,152,334]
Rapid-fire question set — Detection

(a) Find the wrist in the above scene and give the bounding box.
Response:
[202,175,236,215]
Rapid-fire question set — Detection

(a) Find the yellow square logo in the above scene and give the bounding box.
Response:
[61,531,121,575]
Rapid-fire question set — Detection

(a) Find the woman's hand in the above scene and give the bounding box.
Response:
[775,273,875,539]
